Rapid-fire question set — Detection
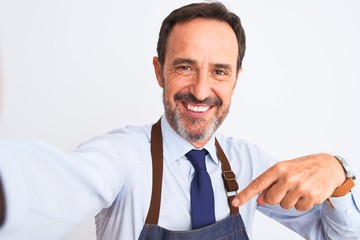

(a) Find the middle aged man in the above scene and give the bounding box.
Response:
[0,2,359,240]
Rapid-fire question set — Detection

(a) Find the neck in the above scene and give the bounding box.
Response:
[189,137,211,149]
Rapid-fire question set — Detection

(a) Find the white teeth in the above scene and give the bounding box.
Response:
[187,104,210,112]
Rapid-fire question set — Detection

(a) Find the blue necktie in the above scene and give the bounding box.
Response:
[186,149,216,229]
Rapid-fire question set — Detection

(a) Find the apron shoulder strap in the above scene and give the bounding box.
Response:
[145,118,163,225]
[215,139,239,215]
[145,118,239,225]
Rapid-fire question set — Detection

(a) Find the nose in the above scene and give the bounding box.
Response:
[189,71,211,101]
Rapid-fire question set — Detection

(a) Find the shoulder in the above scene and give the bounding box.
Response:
[77,123,152,152]
[109,124,152,143]
[215,133,278,172]
[215,133,260,156]
[72,124,153,178]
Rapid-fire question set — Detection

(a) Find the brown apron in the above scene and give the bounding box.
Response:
[138,119,249,239]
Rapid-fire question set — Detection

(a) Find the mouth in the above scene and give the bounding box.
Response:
[182,102,212,116]
[173,92,221,117]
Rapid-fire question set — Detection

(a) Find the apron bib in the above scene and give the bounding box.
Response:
[138,119,249,240]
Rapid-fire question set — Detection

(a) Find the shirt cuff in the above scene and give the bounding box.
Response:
[322,186,360,225]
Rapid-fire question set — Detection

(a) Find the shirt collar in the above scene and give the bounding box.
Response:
[161,115,219,165]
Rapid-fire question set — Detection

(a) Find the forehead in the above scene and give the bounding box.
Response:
[166,18,238,65]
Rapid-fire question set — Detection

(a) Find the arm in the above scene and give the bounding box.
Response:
[233,153,360,239]
[255,189,360,239]
[0,138,126,239]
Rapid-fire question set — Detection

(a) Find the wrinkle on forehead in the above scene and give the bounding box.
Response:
[165,18,238,70]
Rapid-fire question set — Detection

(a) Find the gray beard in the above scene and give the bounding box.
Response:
[163,94,229,143]
[172,108,219,143]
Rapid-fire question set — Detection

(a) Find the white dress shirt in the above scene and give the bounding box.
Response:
[0,116,359,239]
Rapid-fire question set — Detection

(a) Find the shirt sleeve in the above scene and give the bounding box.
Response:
[256,170,360,239]
[0,137,127,240]
[253,147,360,239]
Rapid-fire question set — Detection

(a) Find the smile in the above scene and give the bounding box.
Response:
[187,104,210,112]
[185,102,211,113]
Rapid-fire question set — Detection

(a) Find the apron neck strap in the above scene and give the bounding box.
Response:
[145,118,239,225]
[145,118,163,225]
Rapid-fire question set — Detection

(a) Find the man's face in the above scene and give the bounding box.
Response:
[153,18,240,147]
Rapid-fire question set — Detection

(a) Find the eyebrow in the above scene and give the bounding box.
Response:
[172,58,197,66]
[213,63,233,72]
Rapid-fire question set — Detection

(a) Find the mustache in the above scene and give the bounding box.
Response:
[174,92,222,107]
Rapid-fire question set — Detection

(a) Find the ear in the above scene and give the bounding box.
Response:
[237,67,243,76]
[153,56,164,88]
[232,67,243,91]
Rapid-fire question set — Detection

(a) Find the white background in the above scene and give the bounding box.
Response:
[0,0,359,239]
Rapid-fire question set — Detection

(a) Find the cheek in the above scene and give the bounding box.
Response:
[213,84,234,105]
[164,76,189,99]
[163,82,180,105]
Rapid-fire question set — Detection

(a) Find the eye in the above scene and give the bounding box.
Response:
[214,69,230,78]
[175,65,194,76]
[214,70,226,76]
[179,66,191,71]
[212,68,231,81]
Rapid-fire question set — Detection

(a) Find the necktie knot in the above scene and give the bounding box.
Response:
[186,149,208,171]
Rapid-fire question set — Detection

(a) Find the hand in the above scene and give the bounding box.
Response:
[232,154,346,211]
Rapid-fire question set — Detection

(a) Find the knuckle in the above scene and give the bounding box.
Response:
[301,186,322,201]
[264,190,279,205]
[282,174,296,186]
[266,196,278,205]
[295,184,307,194]
[273,161,288,174]
[295,205,309,211]
[307,191,318,200]
[280,201,292,210]
[295,199,312,211]
[294,181,313,195]
[251,177,266,191]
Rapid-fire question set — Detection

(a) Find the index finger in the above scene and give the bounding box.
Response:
[232,168,278,207]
